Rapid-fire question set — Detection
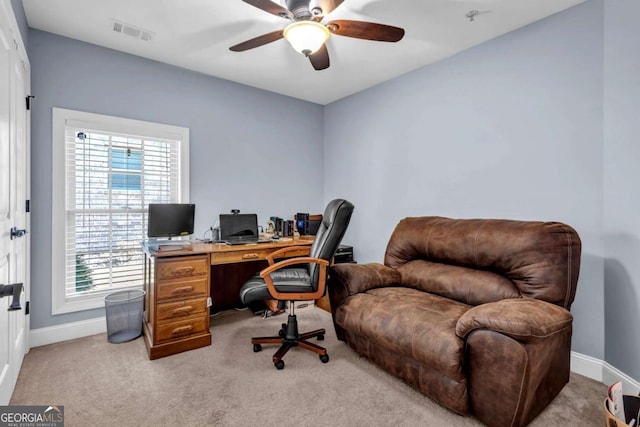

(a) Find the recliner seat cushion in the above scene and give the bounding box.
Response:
[334,287,471,381]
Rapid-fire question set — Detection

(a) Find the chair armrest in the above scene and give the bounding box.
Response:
[455,298,573,344]
[260,257,329,300]
[266,245,311,265]
[329,263,401,296]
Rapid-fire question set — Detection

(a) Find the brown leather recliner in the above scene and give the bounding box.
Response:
[328,216,581,427]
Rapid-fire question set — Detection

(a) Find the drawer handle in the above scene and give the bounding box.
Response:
[172,306,193,316]
[172,266,195,276]
[242,253,259,259]
[172,286,193,295]
[171,325,193,335]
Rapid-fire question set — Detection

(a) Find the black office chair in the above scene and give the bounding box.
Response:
[239,199,354,369]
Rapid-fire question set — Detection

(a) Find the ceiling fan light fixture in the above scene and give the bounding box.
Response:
[283,21,330,57]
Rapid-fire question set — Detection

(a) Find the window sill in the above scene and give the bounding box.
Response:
[52,286,143,315]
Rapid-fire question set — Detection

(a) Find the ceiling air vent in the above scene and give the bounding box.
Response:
[111,20,154,42]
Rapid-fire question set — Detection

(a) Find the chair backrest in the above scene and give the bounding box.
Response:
[308,199,354,288]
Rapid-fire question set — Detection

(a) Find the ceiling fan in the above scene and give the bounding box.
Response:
[229,0,405,70]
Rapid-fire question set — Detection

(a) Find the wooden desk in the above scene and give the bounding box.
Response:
[142,238,313,359]
[207,239,312,312]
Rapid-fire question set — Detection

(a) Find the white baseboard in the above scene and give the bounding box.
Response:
[30,317,106,348]
[571,351,605,381]
[603,361,640,395]
[571,351,640,395]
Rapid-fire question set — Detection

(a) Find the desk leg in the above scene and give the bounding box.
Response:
[316,294,331,313]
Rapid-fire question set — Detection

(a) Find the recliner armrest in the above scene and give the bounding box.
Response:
[330,263,401,296]
[455,298,573,344]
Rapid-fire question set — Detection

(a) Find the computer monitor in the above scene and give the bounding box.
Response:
[147,203,195,239]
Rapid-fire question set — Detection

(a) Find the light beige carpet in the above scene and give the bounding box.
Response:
[11,308,606,426]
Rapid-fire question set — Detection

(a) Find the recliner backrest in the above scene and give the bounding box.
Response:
[308,199,355,289]
[384,216,581,309]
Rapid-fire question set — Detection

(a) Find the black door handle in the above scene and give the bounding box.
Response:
[0,283,23,311]
[10,226,28,240]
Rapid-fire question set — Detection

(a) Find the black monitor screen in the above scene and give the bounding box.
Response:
[147,203,195,238]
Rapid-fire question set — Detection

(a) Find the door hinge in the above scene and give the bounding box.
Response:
[26,95,36,110]
[25,301,29,315]
[25,199,30,213]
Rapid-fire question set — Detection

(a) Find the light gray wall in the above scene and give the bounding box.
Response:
[324,0,605,361]
[603,0,640,381]
[29,30,324,329]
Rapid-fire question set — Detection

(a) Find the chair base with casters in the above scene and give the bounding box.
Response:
[251,304,329,370]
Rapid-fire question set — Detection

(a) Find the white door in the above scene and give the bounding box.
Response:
[0,3,30,405]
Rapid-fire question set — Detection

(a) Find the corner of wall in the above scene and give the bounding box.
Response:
[572,351,640,395]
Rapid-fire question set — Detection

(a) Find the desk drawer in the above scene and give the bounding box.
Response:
[157,277,208,301]
[157,256,209,280]
[156,316,209,343]
[210,247,310,265]
[156,297,208,322]
[211,249,268,265]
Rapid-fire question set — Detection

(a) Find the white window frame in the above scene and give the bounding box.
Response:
[51,108,189,315]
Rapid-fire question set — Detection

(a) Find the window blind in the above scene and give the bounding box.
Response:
[64,125,181,298]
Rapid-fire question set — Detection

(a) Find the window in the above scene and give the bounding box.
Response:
[52,109,189,314]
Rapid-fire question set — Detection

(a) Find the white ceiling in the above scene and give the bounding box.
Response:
[22,0,586,105]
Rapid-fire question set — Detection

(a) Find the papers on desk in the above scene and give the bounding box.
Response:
[146,240,192,253]
[158,244,189,252]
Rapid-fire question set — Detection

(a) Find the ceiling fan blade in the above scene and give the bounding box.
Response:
[229,30,284,52]
[241,0,293,19]
[308,0,344,16]
[309,44,330,70]
[326,20,405,42]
